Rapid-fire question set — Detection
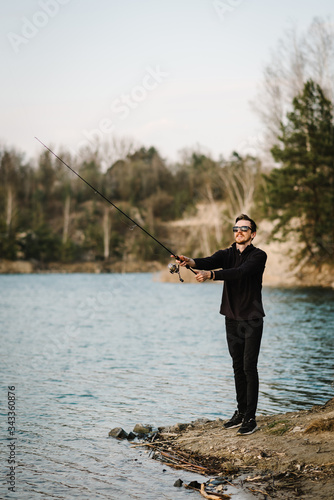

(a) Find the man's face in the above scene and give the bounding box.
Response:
[233,219,255,246]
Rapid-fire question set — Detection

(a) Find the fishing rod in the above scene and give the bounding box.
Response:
[35,137,195,281]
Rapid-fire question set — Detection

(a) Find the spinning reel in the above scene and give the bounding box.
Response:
[168,263,184,282]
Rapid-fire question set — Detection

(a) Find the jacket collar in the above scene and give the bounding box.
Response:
[232,242,254,255]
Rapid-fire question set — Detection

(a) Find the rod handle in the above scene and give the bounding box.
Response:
[174,255,196,275]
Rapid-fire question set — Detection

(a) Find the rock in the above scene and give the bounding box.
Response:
[127,432,137,441]
[174,423,188,432]
[161,423,189,433]
[108,427,128,439]
[208,478,229,486]
[133,423,152,435]
[158,425,174,433]
[174,479,183,487]
[192,417,211,425]
[186,480,201,490]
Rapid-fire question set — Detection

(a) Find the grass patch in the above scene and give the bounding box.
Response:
[266,419,292,435]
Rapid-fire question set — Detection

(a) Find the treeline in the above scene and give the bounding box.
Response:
[1,79,334,267]
[0,141,263,264]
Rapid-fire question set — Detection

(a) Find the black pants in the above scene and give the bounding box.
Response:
[225,317,263,420]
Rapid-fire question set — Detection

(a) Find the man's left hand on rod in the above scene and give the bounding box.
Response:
[171,254,212,282]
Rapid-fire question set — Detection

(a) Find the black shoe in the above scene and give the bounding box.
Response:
[237,418,258,435]
[223,410,244,429]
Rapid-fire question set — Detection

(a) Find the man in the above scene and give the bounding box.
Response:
[175,214,267,435]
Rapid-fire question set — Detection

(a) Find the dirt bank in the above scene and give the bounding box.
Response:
[0,258,164,275]
[144,399,334,499]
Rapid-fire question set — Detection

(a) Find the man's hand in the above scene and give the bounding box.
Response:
[171,255,212,281]
[194,270,211,282]
[172,255,196,268]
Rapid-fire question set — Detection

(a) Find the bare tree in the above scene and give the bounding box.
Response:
[77,135,138,171]
[252,17,334,156]
[103,206,110,259]
[0,149,20,235]
[217,154,262,224]
[54,149,76,246]
[62,194,71,245]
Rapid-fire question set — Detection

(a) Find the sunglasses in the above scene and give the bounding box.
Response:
[233,226,251,233]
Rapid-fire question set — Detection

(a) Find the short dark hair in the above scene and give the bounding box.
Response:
[235,214,257,233]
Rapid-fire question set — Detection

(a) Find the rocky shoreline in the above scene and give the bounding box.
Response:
[109,399,334,499]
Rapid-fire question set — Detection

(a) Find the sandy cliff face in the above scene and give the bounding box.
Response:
[161,210,334,288]
[255,220,334,288]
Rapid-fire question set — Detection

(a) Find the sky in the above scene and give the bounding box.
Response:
[1,0,333,165]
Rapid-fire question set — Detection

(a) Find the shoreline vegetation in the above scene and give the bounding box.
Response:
[110,399,334,499]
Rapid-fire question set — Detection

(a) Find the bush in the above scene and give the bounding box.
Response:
[21,226,61,262]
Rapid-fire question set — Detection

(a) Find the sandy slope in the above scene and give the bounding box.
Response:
[160,211,334,288]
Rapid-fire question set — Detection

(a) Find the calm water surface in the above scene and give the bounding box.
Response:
[1,273,333,499]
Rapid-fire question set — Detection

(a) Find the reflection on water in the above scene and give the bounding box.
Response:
[0,274,333,499]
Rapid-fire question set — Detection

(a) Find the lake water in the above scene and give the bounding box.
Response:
[1,273,333,499]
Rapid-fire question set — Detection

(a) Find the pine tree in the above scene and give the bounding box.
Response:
[266,79,334,264]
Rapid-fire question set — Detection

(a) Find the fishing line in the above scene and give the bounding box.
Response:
[35,137,195,280]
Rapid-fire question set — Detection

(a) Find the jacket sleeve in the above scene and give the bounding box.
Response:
[193,249,229,271]
[214,250,267,281]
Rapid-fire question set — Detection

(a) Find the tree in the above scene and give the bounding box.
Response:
[176,147,224,202]
[217,153,263,223]
[253,17,334,158]
[0,150,17,235]
[0,147,34,259]
[266,79,334,264]
[35,150,58,216]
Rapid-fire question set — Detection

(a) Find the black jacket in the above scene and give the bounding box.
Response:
[193,243,267,320]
